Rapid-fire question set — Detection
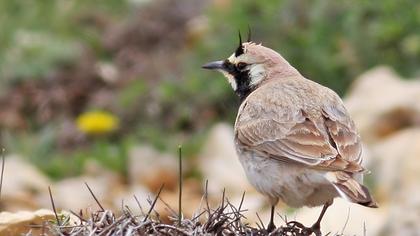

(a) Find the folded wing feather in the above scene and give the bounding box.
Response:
[235,100,364,173]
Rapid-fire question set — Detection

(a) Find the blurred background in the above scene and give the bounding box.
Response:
[0,0,419,235]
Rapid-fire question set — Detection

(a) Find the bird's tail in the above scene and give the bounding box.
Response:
[326,171,378,208]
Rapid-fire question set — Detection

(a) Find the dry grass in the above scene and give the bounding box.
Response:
[33,182,320,236]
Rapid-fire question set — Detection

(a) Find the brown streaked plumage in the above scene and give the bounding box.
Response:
[202,40,377,234]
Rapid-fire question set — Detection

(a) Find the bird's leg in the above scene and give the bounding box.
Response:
[310,199,333,236]
[267,205,276,232]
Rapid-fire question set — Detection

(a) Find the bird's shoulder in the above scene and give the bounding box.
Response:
[237,76,341,123]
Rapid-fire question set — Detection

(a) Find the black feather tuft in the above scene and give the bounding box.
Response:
[247,25,252,42]
[235,30,244,57]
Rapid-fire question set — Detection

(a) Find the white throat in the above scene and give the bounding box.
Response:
[221,70,237,91]
[248,64,266,87]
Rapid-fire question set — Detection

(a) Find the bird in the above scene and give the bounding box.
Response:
[202,33,377,235]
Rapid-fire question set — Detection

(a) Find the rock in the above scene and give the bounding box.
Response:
[370,128,420,202]
[368,128,420,235]
[0,155,51,211]
[1,154,51,195]
[343,67,420,235]
[186,15,209,45]
[114,179,202,223]
[0,209,55,236]
[198,123,253,198]
[156,179,202,222]
[128,145,178,192]
[83,159,121,179]
[95,61,119,84]
[345,66,420,143]
[381,185,420,236]
[112,185,153,216]
[38,174,123,212]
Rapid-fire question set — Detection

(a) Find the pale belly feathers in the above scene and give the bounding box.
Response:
[237,149,338,208]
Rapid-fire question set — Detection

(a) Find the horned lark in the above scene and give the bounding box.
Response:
[202,34,377,235]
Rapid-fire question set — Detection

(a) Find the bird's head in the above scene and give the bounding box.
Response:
[202,33,299,100]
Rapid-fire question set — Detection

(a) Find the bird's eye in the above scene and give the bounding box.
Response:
[237,62,247,70]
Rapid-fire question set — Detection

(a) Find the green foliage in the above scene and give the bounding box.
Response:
[41,139,129,180]
[0,0,127,83]
[2,125,129,179]
[1,31,80,82]
[117,79,148,108]
[196,0,420,95]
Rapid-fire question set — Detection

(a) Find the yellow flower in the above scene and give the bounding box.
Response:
[76,110,119,135]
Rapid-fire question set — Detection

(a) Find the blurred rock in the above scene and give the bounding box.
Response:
[382,185,420,236]
[344,66,420,235]
[112,185,153,216]
[369,128,420,202]
[0,155,51,211]
[156,179,203,222]
[95,61,119,84]
[52,176,108,211]
[186,15,209,46]
[0,209,55,236]
[367,127,420,236]
[83,159,121,179]
[345,66,420,143]
[198,123,253,197]
[39,173,123,212]
[128,145,178,192]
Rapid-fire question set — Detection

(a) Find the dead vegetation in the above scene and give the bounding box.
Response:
[39,184,317,236]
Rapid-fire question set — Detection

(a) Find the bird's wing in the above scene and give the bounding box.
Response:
[320,101,363,168]
[235,94,364,173]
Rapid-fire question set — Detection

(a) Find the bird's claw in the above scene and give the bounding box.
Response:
[266,221,276,233]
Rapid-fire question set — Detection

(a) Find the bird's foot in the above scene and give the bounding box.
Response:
[285,221,321,236]
[309,222,322,236]
[266,221,276,233]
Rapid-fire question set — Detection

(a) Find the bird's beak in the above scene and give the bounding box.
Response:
[202,60,224,70]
